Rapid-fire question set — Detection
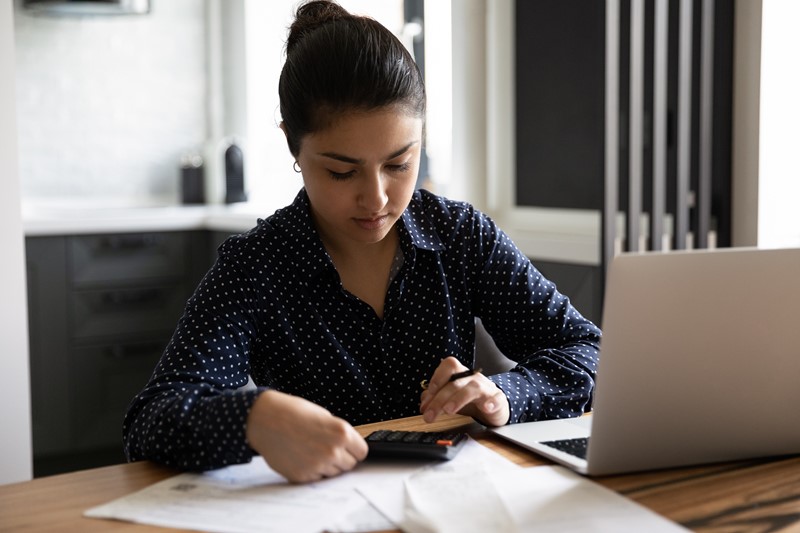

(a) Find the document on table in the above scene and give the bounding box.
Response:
[85,460,360,533]
[396,464,691,533]
[86,439,688,533]
[84,437,517,533]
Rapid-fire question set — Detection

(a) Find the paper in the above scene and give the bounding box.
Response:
[355,436,521,526]
[85,437,518,533]
[86,440,686,533]
[398,465,690,533]
[401,463,517,533]
[84,459,364,533]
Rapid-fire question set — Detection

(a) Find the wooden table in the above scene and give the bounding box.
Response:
[2,414,800,532]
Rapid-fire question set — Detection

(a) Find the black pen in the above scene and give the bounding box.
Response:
[448,367,482,383]
[420,367,482,390]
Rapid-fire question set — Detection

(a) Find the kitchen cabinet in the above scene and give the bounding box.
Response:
[26,231,214,476]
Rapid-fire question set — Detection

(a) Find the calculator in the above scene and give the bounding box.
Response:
[364,430,468,461]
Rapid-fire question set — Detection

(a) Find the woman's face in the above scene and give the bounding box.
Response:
[295,107,423,252]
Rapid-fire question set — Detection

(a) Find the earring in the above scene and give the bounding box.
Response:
[293,161,301,173]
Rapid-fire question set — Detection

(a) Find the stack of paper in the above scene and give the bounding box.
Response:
[86,438,688,533]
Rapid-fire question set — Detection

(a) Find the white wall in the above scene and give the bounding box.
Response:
[448,0,488,210]
[732,0,800,248]
[14,0,206,202]
[757,0,800,247]
[0,0,33,484]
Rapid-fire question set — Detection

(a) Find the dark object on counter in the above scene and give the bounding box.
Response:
[225,143,247,204]
[181,155,205,205]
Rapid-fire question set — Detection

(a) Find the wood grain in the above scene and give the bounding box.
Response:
[2,415,798,532]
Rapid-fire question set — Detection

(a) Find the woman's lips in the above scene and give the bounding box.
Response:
[354,215,389,230]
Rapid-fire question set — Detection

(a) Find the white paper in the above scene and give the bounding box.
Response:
[85,440,687,533]
[402,463,517,533]
[498,466,689,532]
[84,458,364,533]
[84,447,481,533]
[399,464,690,533]
[85,436,518,533]
[357,436,521,526]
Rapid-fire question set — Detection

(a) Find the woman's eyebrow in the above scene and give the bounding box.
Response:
[319,141,419,164]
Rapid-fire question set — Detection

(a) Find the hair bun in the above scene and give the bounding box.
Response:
[286,1,350,55]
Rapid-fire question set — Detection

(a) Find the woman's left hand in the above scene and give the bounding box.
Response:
[419,356,510,427]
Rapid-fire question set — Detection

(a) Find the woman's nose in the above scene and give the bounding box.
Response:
[357,171,388,212]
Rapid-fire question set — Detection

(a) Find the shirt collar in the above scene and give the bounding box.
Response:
[398,191,446,253]
[269,189,445,279]
[265,189,333,280]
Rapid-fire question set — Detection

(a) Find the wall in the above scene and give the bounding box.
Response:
[448,0,488,210]
[14,0,206,202]
[757,0,800,247]
[732,0,800,248]
[731,0,761,247]
[0,0,33,484]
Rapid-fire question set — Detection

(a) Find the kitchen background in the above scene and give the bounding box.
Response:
[13,0,420,211]
[15,0,207,201]
[2,0,799,484]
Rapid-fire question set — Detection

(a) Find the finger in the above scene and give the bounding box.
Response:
[422,379,470,423]
[318,463,343,479]
[334,447,362,473]
[346,432,369,462]
[427,375,499,422]
[481,390,505,414]
[439,378,485,415]
[420,357,466,412]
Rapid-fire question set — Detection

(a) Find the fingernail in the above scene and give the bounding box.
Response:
[443,403,455,414]
[486,401,496,412]
[424,410,435,423]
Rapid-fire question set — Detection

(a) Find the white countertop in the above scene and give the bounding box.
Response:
[22,201,275,236]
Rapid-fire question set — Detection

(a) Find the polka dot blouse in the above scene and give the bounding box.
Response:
[123,189,601,471]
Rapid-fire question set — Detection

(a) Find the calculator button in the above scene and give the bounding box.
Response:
[365,430,390,442]
[419,433,439,444]
[402,431,424,442]
[385,431,406,442]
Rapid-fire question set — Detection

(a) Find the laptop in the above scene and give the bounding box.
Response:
[490,247,800,475]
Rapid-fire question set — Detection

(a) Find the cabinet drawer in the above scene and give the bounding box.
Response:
[71,284,186,339]
[70,339,166,451]
[70,233,186,284]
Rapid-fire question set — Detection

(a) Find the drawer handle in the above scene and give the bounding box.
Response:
[105,343,164,359]
[99,235,161,251]
[101,289,163,306]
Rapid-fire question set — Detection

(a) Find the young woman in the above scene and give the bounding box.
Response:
[124,0,601,483]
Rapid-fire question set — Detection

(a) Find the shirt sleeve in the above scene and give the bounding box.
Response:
[122,241,265,471]
[466,208,602,424]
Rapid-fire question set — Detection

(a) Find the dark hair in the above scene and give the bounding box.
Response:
[279,0,426,157]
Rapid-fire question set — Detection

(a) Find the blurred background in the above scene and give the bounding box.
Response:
[1,0,798,484]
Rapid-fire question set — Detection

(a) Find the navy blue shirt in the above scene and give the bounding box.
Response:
[123,189,601,470]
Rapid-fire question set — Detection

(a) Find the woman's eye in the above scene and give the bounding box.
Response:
[387,162,411,173]
[329,170,355,180]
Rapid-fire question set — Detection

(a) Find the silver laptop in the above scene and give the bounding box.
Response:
[491,247,800,475]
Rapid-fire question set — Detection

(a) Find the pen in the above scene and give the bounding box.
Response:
[420,367,482,390]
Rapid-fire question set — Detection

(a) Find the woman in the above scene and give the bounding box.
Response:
[124,0,601,483]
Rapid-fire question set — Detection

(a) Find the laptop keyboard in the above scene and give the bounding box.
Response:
[541,437,589,459]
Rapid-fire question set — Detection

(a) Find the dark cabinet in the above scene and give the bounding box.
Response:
[26,231,212,476]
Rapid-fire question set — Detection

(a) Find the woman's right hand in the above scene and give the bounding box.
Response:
[245,390,368,483]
